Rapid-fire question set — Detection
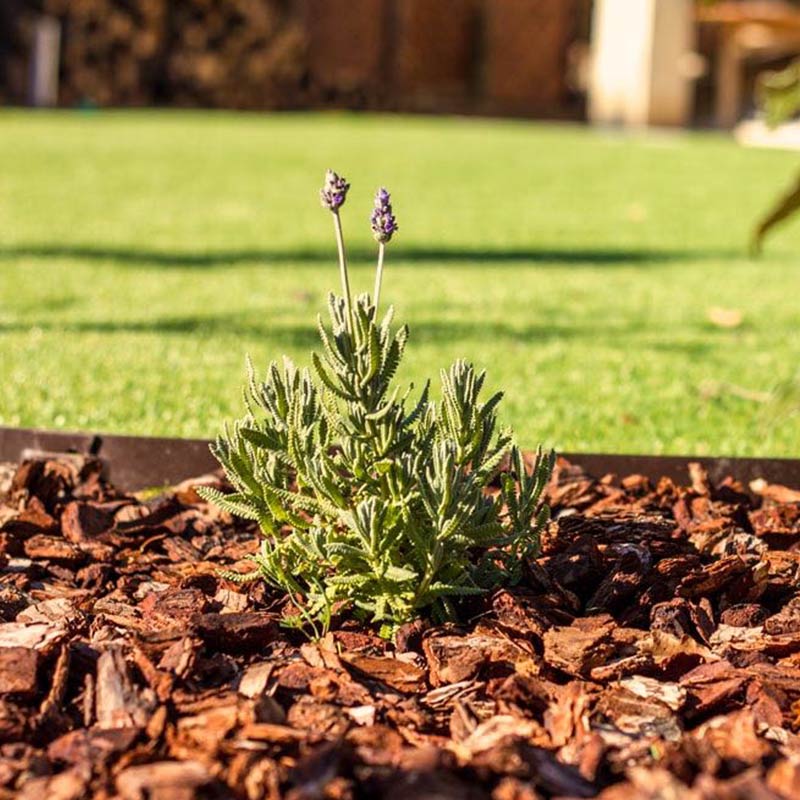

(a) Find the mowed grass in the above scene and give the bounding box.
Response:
[1,109,799,456]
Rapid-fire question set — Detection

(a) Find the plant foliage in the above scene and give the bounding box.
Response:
[200,173,554,637]
[752,60,800,253]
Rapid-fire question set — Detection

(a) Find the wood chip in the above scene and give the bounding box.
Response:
[95,647,155,729]
[0,648,38,695]
[116,760,211,800]
[340,653,427,694]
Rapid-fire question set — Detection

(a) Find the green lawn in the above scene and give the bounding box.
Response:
[1,110,799,456]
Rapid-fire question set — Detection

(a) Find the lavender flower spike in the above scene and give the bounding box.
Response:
[370,187,398,244]
[320,169,350,212]
[321,169,352,320]
[371,188,398,312]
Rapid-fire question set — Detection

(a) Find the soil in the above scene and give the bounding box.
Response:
[1,455,800,799]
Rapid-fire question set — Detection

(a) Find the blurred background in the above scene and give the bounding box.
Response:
[1,0,800,457]
[5,0,800,128]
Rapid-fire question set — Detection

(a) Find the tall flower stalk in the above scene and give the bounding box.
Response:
[201,169,554,638]
[320,169,352,317]
[370,187,398,313]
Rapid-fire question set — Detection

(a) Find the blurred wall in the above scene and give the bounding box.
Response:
[0,0,583,117]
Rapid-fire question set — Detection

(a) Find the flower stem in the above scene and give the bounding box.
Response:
[332,210,352,323]
[373,242,386,316]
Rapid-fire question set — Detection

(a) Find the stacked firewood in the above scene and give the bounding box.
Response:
[42,0,167,106]
[37,0,306,109]
[0,0,37,105]
[165,0,306,109]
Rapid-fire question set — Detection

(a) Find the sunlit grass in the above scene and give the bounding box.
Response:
[1,110,799,456]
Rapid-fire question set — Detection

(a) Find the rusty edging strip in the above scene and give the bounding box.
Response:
[0,426,217,491]
[1,426,799,492]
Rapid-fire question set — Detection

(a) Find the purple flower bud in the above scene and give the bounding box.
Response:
[370,187,398,244]
[320,169,350,212]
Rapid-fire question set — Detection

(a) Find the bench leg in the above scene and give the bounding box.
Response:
[715,29,742,128]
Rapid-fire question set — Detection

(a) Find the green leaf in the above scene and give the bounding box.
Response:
[240,427,282,451]
[359,323,381,388]
[384,564,418,583]
[195,486,261,520]
[312,352,354,401]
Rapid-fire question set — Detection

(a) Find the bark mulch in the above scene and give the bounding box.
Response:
[2,455,800,799]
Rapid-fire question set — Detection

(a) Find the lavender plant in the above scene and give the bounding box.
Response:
[200,170,554,637]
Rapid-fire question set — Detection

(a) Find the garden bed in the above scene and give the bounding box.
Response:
[2,441,800,799]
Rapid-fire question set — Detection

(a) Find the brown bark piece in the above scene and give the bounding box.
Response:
[16,767,88,800]
[750,479,800,505]
[427,628,533,688]
[424,634,495,686]
[95,647,155,729]
[0,648,38,695]
[750,504,800,537]
[48,727,139,766]
[677,556,752,598]
[1,502,58,539]
[116,760,211,800]
[341,653,426,695]
[764,597,800,635]
[23,534,83,562]
[191,611,277,652]
[691,708,772,767]
[0,621,67,654]
[597,684,682,741]
[543,616,616,677]
[767,758,800,799]
[60,501,115,543]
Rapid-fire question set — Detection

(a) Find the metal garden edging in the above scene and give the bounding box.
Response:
[2,426,800,492]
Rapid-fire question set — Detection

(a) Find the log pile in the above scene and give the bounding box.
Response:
[164,0,306,110]
[1,0,582,116]
[3,454,800,797]
[38,0,306,109]
[0,0,36,106]
[44,0,168,107]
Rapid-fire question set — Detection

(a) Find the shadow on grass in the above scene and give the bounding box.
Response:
[12,295,80,314]
[0,315,319,345]
[647,339,717,358]
[0,312,654,345]
[0,242,729,268]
